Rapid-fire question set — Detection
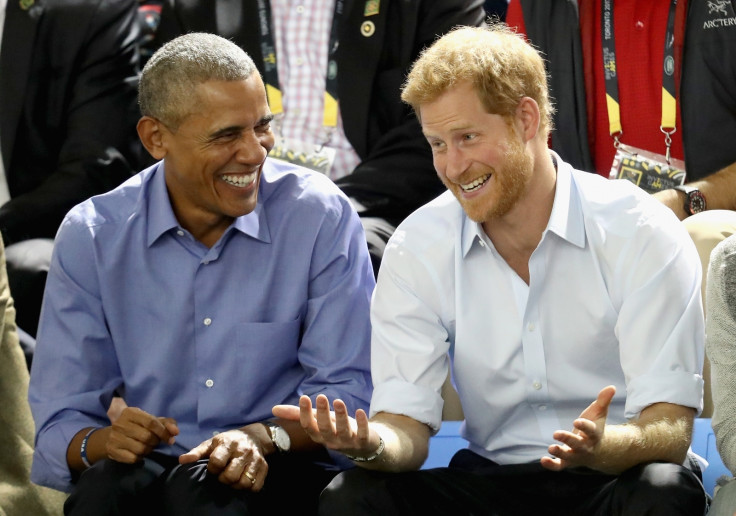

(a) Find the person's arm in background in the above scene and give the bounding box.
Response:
[654,163,736,221]
[0,0,142,244]
[705,236,736,474]
[655,0,736,220]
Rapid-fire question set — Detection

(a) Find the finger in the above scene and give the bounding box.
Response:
[548,443,573,459]
[106,429,156,459]
[272,403,301,421]
[332,399,352,437]
[572,418,597,437]
[314,395,335,435]
[298,396,318,433]
[241,462,267,492]
[552,430,584,449]
[158,417,179,445]
[207,442,235,474]
[179,439,214,464]
[106,442,145,464]
[355,409,370,441]
[218,453,248,485]
[579,385,616,422]
[596,385,616,411]
[540,456,565,471]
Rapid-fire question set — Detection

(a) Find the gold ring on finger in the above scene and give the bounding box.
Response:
[244,471,256,484]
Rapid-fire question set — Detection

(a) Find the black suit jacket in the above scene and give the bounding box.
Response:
[0,0,143,244]
[154,0,485,226]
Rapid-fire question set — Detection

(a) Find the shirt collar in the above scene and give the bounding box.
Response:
[460,151,585,257]
[146,161,272,247]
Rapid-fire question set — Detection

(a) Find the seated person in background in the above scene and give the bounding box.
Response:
[704,234,736,516]
[152,0,486,274]
[275,24,708,515]
[0,235,66,516]
[28,33,374,515]
[0,0,144,344]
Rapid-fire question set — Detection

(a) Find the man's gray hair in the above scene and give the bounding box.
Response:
[139,32,258,129]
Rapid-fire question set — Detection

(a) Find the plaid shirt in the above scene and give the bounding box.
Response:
[271,0,361,180]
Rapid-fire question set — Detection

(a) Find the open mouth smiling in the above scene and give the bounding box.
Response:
[221,172,257,187]
[460,174,491,192]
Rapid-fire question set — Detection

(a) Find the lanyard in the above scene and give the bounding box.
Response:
[601,0,678,162]
[256,0,343,129]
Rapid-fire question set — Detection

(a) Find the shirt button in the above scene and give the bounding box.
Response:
[295,57,304,66]
[538,404,547,411]
[177,230,184,236]
[203,260,210,265]
[296,5,304,13]
[205,379,214,388]
[532,381,542,390]
[528,322,536,332]
[479,240,486,247]
[203,317,212,326]
[212,430,219,436]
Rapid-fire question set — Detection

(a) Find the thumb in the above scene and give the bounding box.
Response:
[179,439,213,464]
[580,385,616,422]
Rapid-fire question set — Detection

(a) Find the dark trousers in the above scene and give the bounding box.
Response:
[319,449,708,516]
[64,450,341,516]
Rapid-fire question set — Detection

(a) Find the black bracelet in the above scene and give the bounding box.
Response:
[343,436,385,462]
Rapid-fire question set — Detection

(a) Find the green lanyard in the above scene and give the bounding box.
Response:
[256,0,343,128]
[601,0,678,161]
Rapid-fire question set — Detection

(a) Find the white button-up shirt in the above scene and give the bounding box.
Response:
[370,155,704,465]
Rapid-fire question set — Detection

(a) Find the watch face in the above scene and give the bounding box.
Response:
[269,423,291,453]
[688,191,707,215]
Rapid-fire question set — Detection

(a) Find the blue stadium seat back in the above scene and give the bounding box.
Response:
[423,421,467,469]
[693,418,733,497]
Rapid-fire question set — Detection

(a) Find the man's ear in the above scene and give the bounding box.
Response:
[137,116,168,161]
[515,97,541,143]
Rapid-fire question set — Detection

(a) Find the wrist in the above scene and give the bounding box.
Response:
[343,435,385,463]
[260,421,291,454]
[80,427,102,468]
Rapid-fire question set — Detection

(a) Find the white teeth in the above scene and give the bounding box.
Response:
[222,172,256,187]
[460,174,490,192]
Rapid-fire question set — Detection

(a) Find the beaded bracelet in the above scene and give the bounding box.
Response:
[80,428,98,468]
[344,436,385,463]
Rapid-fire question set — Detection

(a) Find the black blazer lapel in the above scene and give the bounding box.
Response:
[338,0,386,158]
[0,0,43,171]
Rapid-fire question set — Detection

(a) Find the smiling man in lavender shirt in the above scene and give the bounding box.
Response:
[28,33,374,516]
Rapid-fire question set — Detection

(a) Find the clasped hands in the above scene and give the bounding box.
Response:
[107,407,268,491]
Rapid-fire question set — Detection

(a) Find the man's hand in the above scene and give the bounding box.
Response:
[273,394,382,460]
[179,427,269,491]
[541,385,616,472]
[106,406,178,464]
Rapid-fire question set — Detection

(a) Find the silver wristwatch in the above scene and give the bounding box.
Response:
[263,421,291,453]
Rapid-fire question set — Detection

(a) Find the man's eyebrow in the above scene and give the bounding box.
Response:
[260,114,275,125]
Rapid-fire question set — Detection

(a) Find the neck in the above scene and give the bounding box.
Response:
[482,148,557,283]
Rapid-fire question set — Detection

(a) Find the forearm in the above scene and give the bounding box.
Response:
[353,413,431,472]
[689,161,736,213]
[593,405,694,474]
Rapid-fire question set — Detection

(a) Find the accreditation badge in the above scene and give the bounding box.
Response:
[608,144,686,194]
[268,136,336,176]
